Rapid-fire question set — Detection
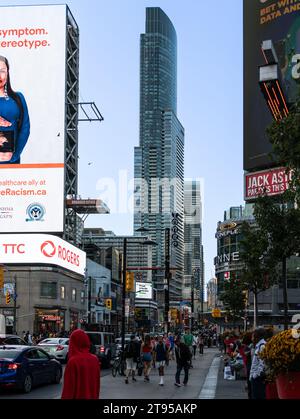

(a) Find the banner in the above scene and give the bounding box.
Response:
[244,0,300,171]
[0,233,86,275]
[0,5,67,232]
[244,167,291,200]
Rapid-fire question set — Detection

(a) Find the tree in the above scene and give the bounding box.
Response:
[254,192,300,330]
[239,222,278,329]
[220,278,246,326]
[266,100,300,202]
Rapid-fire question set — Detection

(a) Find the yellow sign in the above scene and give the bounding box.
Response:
[126,272,135,292]
[212,308,221,318]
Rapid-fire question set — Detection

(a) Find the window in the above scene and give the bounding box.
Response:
[80,291,85,304]
[37,349,49,360]
[40,282,57,299]
[60,286,65,300]
[71,288,77,302]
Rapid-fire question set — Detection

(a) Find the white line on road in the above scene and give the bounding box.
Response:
[198,356,221,399]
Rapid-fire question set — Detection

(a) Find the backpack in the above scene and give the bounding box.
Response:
[125,342,135,358]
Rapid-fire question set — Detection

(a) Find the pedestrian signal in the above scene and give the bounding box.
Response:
[105,298,112,310]
[125,272,134,292]
[0,268,4,290]
[5,291,10,305]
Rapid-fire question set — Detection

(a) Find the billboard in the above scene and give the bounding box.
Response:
[135,282,153,299]
[245,167,292,201]
[0,5,67,232]
[0,234,86,275]
[244,0,300,171]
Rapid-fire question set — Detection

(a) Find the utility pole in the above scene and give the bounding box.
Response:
[191,274,194,331]
[13,274,17,334]
[88,276,92,325]
[121,238,127,353]
[164,228,170,334]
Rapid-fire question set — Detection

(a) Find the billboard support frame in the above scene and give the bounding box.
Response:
[64,6,80,245]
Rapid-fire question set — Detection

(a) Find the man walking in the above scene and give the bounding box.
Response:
[124,335,140,384]
[174,336,192,387]
[153,335,169,386]
[183,328,194,367]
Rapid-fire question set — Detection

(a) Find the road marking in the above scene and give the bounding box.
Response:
[198,356,221,399]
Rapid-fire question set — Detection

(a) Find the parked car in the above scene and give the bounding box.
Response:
[85,332,116,368]
[0,345,62,393]
[37,338,69,363]
[0,334,27,346]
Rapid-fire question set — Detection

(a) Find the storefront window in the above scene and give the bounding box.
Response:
[71,288,77,302]
[40,282,57,299]
[80,290,85,304]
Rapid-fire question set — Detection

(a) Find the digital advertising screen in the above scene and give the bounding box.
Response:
[244,0,300,171]
[0,5,67,232]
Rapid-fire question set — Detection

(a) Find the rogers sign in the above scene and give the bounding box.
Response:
[0,234,86,275]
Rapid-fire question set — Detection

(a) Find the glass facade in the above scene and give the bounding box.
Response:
[134,8,185,303]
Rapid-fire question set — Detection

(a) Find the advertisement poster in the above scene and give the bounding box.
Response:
[244,0,300,171]
[0,5,66,232]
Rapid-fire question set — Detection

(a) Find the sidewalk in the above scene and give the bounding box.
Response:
[100,348,218,399]
[214,354,248,399]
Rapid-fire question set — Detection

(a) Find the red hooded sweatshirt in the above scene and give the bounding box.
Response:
[61,329,100,399]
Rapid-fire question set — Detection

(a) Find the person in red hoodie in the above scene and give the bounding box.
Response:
[61,329,100,399]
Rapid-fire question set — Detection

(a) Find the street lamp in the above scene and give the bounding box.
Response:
[121,236,157,353]
[191,268,200,331]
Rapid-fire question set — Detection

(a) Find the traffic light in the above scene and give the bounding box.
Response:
[0,267,4,290]
[125,272,134,292]
[5,291,10,305]
[105,298,112,310]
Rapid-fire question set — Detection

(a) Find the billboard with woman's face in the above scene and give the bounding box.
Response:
[244,0,300,171]
[0,5,67,232]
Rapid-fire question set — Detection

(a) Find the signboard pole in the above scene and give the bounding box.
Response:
[13,274,17,334]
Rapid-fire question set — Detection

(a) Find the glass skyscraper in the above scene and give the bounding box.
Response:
[134,8,185,317]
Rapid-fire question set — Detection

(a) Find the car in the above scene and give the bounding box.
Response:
[0,334,28,346]
[37,338,69,363]
[0,345,62,393]
[85,332,116,368]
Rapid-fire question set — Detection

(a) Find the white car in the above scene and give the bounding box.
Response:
[37,338,69,363]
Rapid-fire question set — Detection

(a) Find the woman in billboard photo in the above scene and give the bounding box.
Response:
[0,55,30,164]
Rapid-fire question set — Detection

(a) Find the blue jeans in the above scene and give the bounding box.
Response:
[175,364,189,384]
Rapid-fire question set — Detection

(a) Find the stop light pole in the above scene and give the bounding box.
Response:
[121,238,127,353]
[164,228,170,334]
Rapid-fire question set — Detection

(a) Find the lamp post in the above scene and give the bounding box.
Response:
[164,228,170,334]
[191,274,194,331]
[191,268,200,331]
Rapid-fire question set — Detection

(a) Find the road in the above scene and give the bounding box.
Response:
[0,366,112,399]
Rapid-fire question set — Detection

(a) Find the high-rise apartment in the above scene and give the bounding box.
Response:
[183,181,204,307]
[134,8,185,318]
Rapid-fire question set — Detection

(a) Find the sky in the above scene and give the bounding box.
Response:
[4,0,244,289]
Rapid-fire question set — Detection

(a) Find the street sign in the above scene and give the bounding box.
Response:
[212,308,221,318]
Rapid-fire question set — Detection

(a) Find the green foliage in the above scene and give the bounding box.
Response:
[220,280,246,321]
[239,221,278,293]
[267,101,300,201]
[254,193,300,260]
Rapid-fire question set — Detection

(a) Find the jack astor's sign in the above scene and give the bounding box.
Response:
[245,167,292,201]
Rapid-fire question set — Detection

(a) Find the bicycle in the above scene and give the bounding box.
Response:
[111,350,126,377]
